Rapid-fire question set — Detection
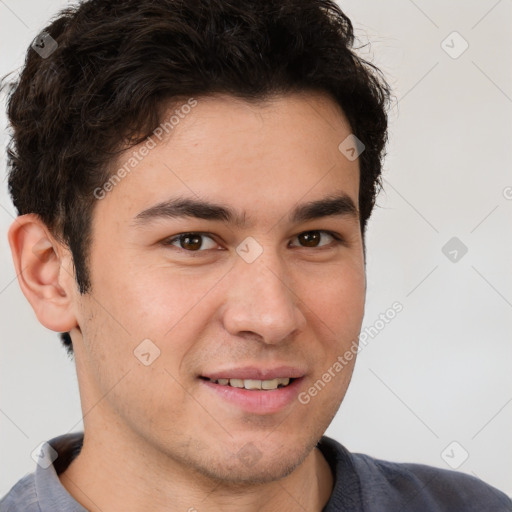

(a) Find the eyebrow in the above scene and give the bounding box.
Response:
[131,193,359,229]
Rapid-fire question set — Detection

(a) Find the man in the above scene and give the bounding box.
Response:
[1,0,510,510]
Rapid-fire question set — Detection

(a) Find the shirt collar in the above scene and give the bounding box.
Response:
[35,432,87,512]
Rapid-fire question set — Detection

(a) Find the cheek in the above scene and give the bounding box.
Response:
[297,260,366,336]
[98,255,219,339]
[77,297,199,433]
[109,367,188,423]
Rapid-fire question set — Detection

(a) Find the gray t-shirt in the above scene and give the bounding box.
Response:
[1,432,511,511]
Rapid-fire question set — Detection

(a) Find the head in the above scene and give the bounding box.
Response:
[5,0,390,485]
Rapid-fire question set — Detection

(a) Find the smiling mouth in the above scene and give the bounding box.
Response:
[200,376,295,390]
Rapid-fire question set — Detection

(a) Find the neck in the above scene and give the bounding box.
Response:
[59,430,333,512]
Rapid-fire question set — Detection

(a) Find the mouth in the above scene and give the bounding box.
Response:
[199,376,296,390]
[198,370,305,414]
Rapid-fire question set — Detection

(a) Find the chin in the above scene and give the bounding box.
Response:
[197,452,305,486]
[186,433,318,486]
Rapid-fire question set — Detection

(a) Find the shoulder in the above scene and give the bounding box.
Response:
[318,436,512,512]
[0,472,40,512]
[351,450,512,511]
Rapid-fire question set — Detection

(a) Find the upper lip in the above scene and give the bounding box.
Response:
[201,365,306,381]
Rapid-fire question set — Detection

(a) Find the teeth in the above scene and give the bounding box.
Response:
[244,379,262,390]
[262,378,279,390]
[209,377,291,390]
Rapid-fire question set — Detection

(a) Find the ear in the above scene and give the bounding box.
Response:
[7,214,78,333]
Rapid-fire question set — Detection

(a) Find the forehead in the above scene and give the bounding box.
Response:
[95,91,360,228]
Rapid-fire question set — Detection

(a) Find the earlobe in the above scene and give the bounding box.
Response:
[7,214,78,333]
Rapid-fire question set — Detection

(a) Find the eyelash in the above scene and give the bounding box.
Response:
[162,230,345,254]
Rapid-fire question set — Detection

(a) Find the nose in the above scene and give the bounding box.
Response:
[221,252,307,345]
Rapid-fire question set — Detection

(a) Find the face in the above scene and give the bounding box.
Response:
[71,91,366,483]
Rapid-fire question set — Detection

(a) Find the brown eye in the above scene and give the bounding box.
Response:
[292,230,339,248]
[165,233,218,251]
[180,234,202,251]
[298,231,321,247]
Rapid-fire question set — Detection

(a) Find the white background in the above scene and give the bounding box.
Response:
[1,0,511,499]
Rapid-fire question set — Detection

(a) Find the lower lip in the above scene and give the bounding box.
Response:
[200,377,304,414]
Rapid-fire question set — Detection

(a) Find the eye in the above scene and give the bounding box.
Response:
[163,230,344,254]
[164,232,219,252]
[290,230,343,248]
